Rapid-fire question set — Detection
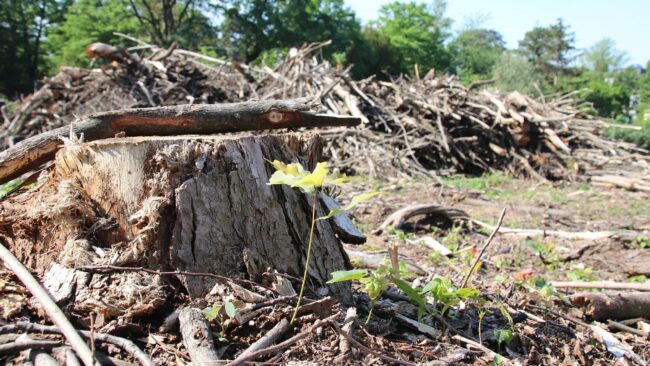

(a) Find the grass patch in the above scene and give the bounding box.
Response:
[605,120,650,150]
[442,172,513,193]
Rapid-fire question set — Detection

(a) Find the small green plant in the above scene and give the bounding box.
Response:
[420,277,482,316]
[493,328,513,350]
[328,261,410,323]
[428,251,444,265]
[567,265,597,281]
[628,275,648,283]
[386,225,414,241]
[442,226,464,252]
[527,239,560,267]
[0,178,24,200]
[631,236,650,249]
[202,300,237,337]
[330,263,483,322]
[267,160,377,324]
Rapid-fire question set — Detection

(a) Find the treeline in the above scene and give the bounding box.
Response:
[2,0,650,127]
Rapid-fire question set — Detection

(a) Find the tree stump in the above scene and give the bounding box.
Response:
[1,133,353,306]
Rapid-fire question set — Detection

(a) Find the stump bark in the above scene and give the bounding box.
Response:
[1,133,353,303]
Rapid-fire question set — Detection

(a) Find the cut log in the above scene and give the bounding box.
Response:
[570,292,650,321]
[0,132,353,305]
[0,98,360,184]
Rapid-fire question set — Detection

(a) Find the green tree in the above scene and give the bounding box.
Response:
[0,0,70,96]
[450,28,505,83]
[368,0,452,75]
[582,38,627,75]
[518,18,576,86]
[124,0,215,47]
[216,0,366,69]
[492,52,540,95]
[46,0,142,69]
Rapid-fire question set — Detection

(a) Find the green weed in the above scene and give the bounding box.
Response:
[267,160,377,324]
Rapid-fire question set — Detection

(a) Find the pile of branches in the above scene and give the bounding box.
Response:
[2,39,647,181]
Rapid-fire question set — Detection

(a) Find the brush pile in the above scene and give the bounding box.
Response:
[1,40,647,181]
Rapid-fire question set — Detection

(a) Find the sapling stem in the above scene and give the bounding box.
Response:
[290,191,319,325]
[366,300,376,324]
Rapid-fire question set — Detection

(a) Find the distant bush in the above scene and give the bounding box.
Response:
[492,52,540,96]
[606,122,650,150]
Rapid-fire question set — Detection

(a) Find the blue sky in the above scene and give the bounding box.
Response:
[345,0,649,67]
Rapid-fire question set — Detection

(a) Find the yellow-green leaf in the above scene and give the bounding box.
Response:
[294,162,329,189]
[319,191,379,220]
[271,160,306,177]
[324,172,351,186]
[268,170,301,186]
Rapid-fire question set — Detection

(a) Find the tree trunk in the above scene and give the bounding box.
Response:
[1,132,353,306]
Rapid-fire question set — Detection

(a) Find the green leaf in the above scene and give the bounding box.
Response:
[319,191,380,219]
[268,170,301,187]
[327,269,368,283]
[360,276,388,301]
[202,304,220,320]
[270,160,306,177]
[539,284,556,298]
[393,278,426,308]
[456,288,481,300]
[294,162,329,189]
[224,301,236,318]
[494,329,513,346]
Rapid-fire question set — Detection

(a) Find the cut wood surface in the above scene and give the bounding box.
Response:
[0,98,360,184]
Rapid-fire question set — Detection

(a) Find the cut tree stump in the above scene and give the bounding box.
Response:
[0,132,354,305]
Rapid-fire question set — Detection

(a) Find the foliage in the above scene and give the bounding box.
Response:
[450,28,505,83]
[202,300,237,337]
[566,265,597,281]
[0,178,24,200]
[268,159,376,324]
[631,236,650,249]
[217,0,369,76]
[493,328,513,349]
[367,0,452,76]
[330,262,482,322]
[518,18,576,86]
[46,0,143,69]
[605,123,650,150]
[0,0,70,96]
[527,240,560,267]
[202,300,237,321]
[582,38,628,75]
[492,52,540,96]
[583,78,631,119]
[124,0,215,47]
[328,260,408,323]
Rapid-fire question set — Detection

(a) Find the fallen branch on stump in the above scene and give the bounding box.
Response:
[0,98,360,184]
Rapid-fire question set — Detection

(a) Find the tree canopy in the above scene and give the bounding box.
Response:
[2,0,649,130]
[450,28,505,82]
[367,0,452,76]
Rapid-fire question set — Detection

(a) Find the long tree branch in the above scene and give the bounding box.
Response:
[0,98,360,184]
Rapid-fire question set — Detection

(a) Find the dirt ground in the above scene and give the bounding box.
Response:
[1,173,649,366]
[325,173,650,365]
